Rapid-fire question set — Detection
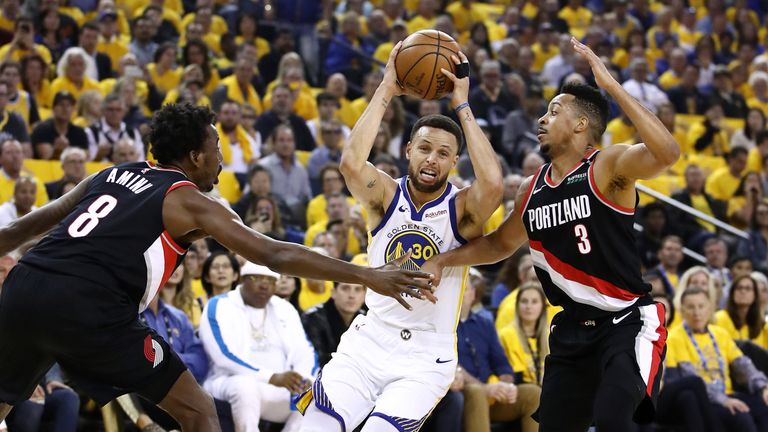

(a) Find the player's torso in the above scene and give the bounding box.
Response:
[520,150,649,320]
[367,177,468,333]
[22,161,194,311]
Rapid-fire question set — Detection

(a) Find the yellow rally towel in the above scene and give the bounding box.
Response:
[217,123,253,166]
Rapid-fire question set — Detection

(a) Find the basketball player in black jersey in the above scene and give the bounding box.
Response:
[0,104,433,431]
[423,38,681,431]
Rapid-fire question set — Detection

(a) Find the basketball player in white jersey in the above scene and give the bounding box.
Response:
[296,45,503,431]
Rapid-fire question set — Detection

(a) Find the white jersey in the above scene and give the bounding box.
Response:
[367,176,468,334]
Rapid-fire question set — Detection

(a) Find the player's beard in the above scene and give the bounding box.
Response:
[408,165,447,194]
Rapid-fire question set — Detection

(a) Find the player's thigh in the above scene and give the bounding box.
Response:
[537,354,597,432]
[368,376,451,432]
[55,318,187,406]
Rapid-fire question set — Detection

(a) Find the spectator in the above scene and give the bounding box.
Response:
[621,58,669,114]
[712,65,749,120]
[657,47,687,90]
[308,119,344,191]
[730,256,754,280]
[50,47,101,106]
[128,15,158,67]
[706,147,748,201]
[258,29,296,85]
[733,108,766,151]
[521,152,545,177]
[86,92,144,162]
[667,64,707,115]
[491,253,532,309]
[306,164,357,227]
[323,73,357,128]
[200,262,315,432]
[636,202,672,269]
[656,235,684,297]
[79,21,113,80]
[687,103,731,157]
[0,79,30,148]
[747,71,768,117]
[541,34,575,88]
[180,39,219,95]
[0,17,53,64]
[498,282,549,386]
[95,9,129,72]
[211,57,263,115]
[456,272,540,432]
[304,192,366,258]
[0,175,35,227]
[31,91,88,160]
[0,138,48,207]
[162,64,210,107]
[737,201,768,270]
[307,92,351,146]
[715,274,768,349]
[671,164,728,240]
[665,287,768,432]
[200,250,240,298]
[111,138,140,164]
[146,42,181,98]
[73,89,103,128]
[216,99,259,177]
[243,195,286,241]
[44,147,86,200]
[302,279,366,367]
[0,61,40,130]
[158,261,202,328]
[255,84,315,152]
[20,54,50,116]
[670,266,718,326]
[4,364,79,432]
[502,83,546,167]
[231,164,296,228]
[705,236,733,302]
[258,124,312,220]
[469,60,518,145]
[263,62,317,121]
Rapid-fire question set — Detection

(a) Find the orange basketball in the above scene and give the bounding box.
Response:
[394,30,461,100]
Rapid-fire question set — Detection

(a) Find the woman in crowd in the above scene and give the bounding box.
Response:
[715,274,768,348]
[498,282,549,387]
[159,264,202,328]
[200,250,240,298]
[73,90,103,128]
[671,266,718,329]
[731,108,766,150]
[738,201,768,269]
[729,172,765,229]
[244,195,286,241]
[666,287,768,432]
[181,39,219,95]
[147,42,181,98]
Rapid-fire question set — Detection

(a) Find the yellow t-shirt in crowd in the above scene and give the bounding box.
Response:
[606,118,637,145]
[531,43,559,74]
[666,324,743,395]
[406,15,437,34]
[304,220,361,256]
[658,70,682,90]
[498,325,545,385]
[557,6,592,39]
[747,147,764,174]
[705,167,742,201]
[747,98,768,118]
[306,195,363,228]
[263,87,317,121]
[445,2,487,33]
[7,90,34,130]
[49,77,100,107]
[234,36,270,60]
[97,35,130,72]
[685,122,730,156]
[689,194,717,232]
[298,279,334,311]
[715,310,768,349]
[0,172,48,207]
[162,89,211,108]
[147,63,182,95]
[0,44,52,65]
[496,289,561,332]
[220,75,264,114]
[181,12,229,35]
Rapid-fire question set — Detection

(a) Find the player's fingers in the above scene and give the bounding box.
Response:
[458,51,469,63]
[393,293,413,310]
[401,269,434,281]
[451,54,460,64]
[441,68,457,82]
[388,41,403,63]
[421,288,438,304]
[391,249,412,267]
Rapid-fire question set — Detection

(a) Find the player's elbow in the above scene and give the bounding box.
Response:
[339,153,362,178]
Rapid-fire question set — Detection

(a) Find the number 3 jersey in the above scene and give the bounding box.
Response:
[367,177,468,334]
[22,161,195,312]
[520,150,649,320]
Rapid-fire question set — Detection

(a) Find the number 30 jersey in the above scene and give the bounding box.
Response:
[22,161,195,312]
[520,150,649,320]
[366,177,468,334]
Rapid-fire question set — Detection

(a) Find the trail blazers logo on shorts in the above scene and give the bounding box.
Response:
[144,335,163,368]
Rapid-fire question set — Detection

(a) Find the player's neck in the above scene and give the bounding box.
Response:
[406,179,446,209]
[549,147,590,183]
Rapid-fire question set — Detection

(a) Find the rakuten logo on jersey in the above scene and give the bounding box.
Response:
[424,209,447,219]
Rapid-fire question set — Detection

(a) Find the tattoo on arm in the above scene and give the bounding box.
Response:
[367,179,376,188]
[463,111,473,123]
[381,98,389,109]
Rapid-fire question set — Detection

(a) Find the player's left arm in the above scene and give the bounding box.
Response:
[0,173,94,256]
[441,53,503,232]
[572,38,680,181]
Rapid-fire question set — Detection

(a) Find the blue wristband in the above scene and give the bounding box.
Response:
[454,102,470,113]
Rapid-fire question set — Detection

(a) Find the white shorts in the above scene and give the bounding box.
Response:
[298,314,456,431]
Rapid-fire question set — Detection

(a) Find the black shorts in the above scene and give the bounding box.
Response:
[536,298,667,431]
[0,263,187,406]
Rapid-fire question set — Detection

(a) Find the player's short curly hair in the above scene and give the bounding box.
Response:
[149,103,215,165]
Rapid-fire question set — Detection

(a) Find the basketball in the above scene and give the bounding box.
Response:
[394,30,461,100]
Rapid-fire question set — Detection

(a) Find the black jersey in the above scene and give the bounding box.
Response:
[519,150,649,320]
[22,161,196,312]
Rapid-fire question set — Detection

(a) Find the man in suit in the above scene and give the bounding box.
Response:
[79,22,113,80]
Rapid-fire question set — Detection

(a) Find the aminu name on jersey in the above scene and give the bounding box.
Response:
[526,194,591,232]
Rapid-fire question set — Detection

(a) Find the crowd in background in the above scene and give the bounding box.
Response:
[2,0,768,430]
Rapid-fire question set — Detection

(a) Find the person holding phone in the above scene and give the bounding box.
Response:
[0,17,52,65]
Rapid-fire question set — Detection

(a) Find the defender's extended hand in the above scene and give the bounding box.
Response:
[367,249,436,310]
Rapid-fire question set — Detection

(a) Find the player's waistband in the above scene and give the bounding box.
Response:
[361,314,455,346]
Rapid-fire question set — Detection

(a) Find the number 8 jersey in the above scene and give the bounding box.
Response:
[520,150,649,321]
[366,176,468,334]
[22,161,195,312]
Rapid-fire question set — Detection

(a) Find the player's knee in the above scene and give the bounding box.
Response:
[592,384,636,431]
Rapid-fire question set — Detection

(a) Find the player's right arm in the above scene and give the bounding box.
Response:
[165,187,435,309]
[0,174,94,256]
[421,176,534,286]
[339,43,402,222]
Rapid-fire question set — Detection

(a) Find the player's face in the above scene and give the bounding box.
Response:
[332,282,366,315]
[194,125,222,192]
[518,288,544,325]
[682,292,712,332]
[406,126,459,194]
[538,94,578,157]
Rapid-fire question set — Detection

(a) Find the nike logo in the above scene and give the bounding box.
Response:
[612,311,632,325]
[436,358,452,364]
[532,185,546,195]
[398,205,408,212]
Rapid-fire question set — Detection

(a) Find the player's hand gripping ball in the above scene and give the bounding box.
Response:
[394,30,465,100]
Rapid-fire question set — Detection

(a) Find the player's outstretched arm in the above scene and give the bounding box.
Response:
[572,38,680,180]
[339,42,402,212]
[441,53,503,229]
[165,187,434,309]
[0,174,93,256]
[421,176,533,286]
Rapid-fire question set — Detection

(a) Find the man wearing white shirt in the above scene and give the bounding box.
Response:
[621,58,669,114]
[85,94,144,162]
[200,262,316,432]
[0,176,36,227]
[541,34,575,88]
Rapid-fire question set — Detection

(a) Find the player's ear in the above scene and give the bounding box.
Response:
[574,116,589,134]
[189,149,203,167]
[405,141,412,160]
